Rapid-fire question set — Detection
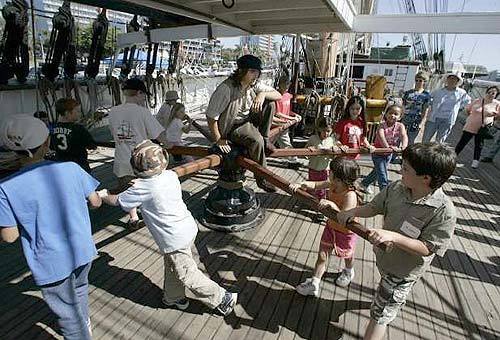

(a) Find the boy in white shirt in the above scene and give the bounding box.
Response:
[98,140,237,315]
[108,78,169,229]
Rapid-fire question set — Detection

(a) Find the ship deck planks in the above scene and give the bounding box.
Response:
[1,121,499,340]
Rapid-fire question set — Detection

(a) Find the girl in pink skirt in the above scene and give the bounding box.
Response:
[290,157,362,296]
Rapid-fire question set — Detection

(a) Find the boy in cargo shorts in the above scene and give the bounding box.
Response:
[338,142,457,340]
[98,140,237,316]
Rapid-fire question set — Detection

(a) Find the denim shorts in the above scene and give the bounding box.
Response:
[370,272,417,325]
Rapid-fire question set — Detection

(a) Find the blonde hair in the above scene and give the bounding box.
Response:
[415,71,429,82]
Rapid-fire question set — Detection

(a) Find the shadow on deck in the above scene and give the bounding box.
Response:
[1,123,499,340]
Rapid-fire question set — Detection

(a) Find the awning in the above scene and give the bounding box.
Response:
[73,0,357,35]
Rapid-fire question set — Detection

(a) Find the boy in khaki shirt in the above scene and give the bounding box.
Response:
[338,142,457,340]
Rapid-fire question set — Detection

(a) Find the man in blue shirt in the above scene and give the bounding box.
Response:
[422,73,471,143]
[0,115,101,340]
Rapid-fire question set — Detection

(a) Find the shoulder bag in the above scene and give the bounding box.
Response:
[477,99,495,140]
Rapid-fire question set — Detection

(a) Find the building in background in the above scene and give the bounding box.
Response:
[32,0,132,33]
[179,39,223,66]
[462,64,489,79]
[240,35,275,63]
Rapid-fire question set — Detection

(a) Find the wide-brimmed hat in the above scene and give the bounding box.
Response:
[445,73,463,85]
[0,115,49,157]
[165,90,179,101]
[123,78,152,96]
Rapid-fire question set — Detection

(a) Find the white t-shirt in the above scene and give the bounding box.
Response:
[166,118,184,144]
[108,103,165,177]
[206,80,275,123]
[118,170,198,253]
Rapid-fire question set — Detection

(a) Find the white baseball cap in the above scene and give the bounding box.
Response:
[0,115,49,157]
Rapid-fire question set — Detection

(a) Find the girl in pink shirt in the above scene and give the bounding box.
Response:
[455,86,500,169]
[361,104,408,190]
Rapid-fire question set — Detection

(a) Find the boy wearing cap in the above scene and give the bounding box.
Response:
[0,115,102,339]
[108,77,169,229]
[402,71,432,144]
[422,73,470,143]
[98,140,238,316]
[206,54,282,192]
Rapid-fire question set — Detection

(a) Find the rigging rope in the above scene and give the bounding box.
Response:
[0,0,30,84]
[145,18,159,109]
[120,14,140,79]
[84,8,109,116]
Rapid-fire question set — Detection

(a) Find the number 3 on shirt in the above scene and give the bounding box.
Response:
[56,133,68,150]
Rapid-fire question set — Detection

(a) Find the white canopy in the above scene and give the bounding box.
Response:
[114,0,500,47]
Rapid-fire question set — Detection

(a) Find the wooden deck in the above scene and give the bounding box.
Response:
[1,121,500,340]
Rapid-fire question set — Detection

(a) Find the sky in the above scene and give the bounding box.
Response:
[220,0,500,71]
[375,0,500,71]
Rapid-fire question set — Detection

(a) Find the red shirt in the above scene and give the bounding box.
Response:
[273,92,296,128]
[276,92,294,116]
[335,118,365,159]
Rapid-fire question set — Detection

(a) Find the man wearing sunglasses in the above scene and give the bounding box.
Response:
[402,71,432,144]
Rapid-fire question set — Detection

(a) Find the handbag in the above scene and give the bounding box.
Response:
[477,99,495,140]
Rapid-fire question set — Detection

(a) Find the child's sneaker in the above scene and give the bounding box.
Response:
[87,318,92,336]
[216,291,238,316]
[128,219,144,230]
[335,268,354,287]
[162,297,190,310]
[296,278,319,297]
[361,184,374,195]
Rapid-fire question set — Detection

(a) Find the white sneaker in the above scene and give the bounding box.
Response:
[471,160,479,169]
[296,278,319,297]
[362,184,374,194]
[216,291,238,316]
[335,268,355,287]
[87,318,92,336]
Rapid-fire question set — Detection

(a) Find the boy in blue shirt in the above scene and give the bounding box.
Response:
[0,115,102,339]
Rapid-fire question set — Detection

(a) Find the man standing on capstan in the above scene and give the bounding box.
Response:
[206,55,282,192]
